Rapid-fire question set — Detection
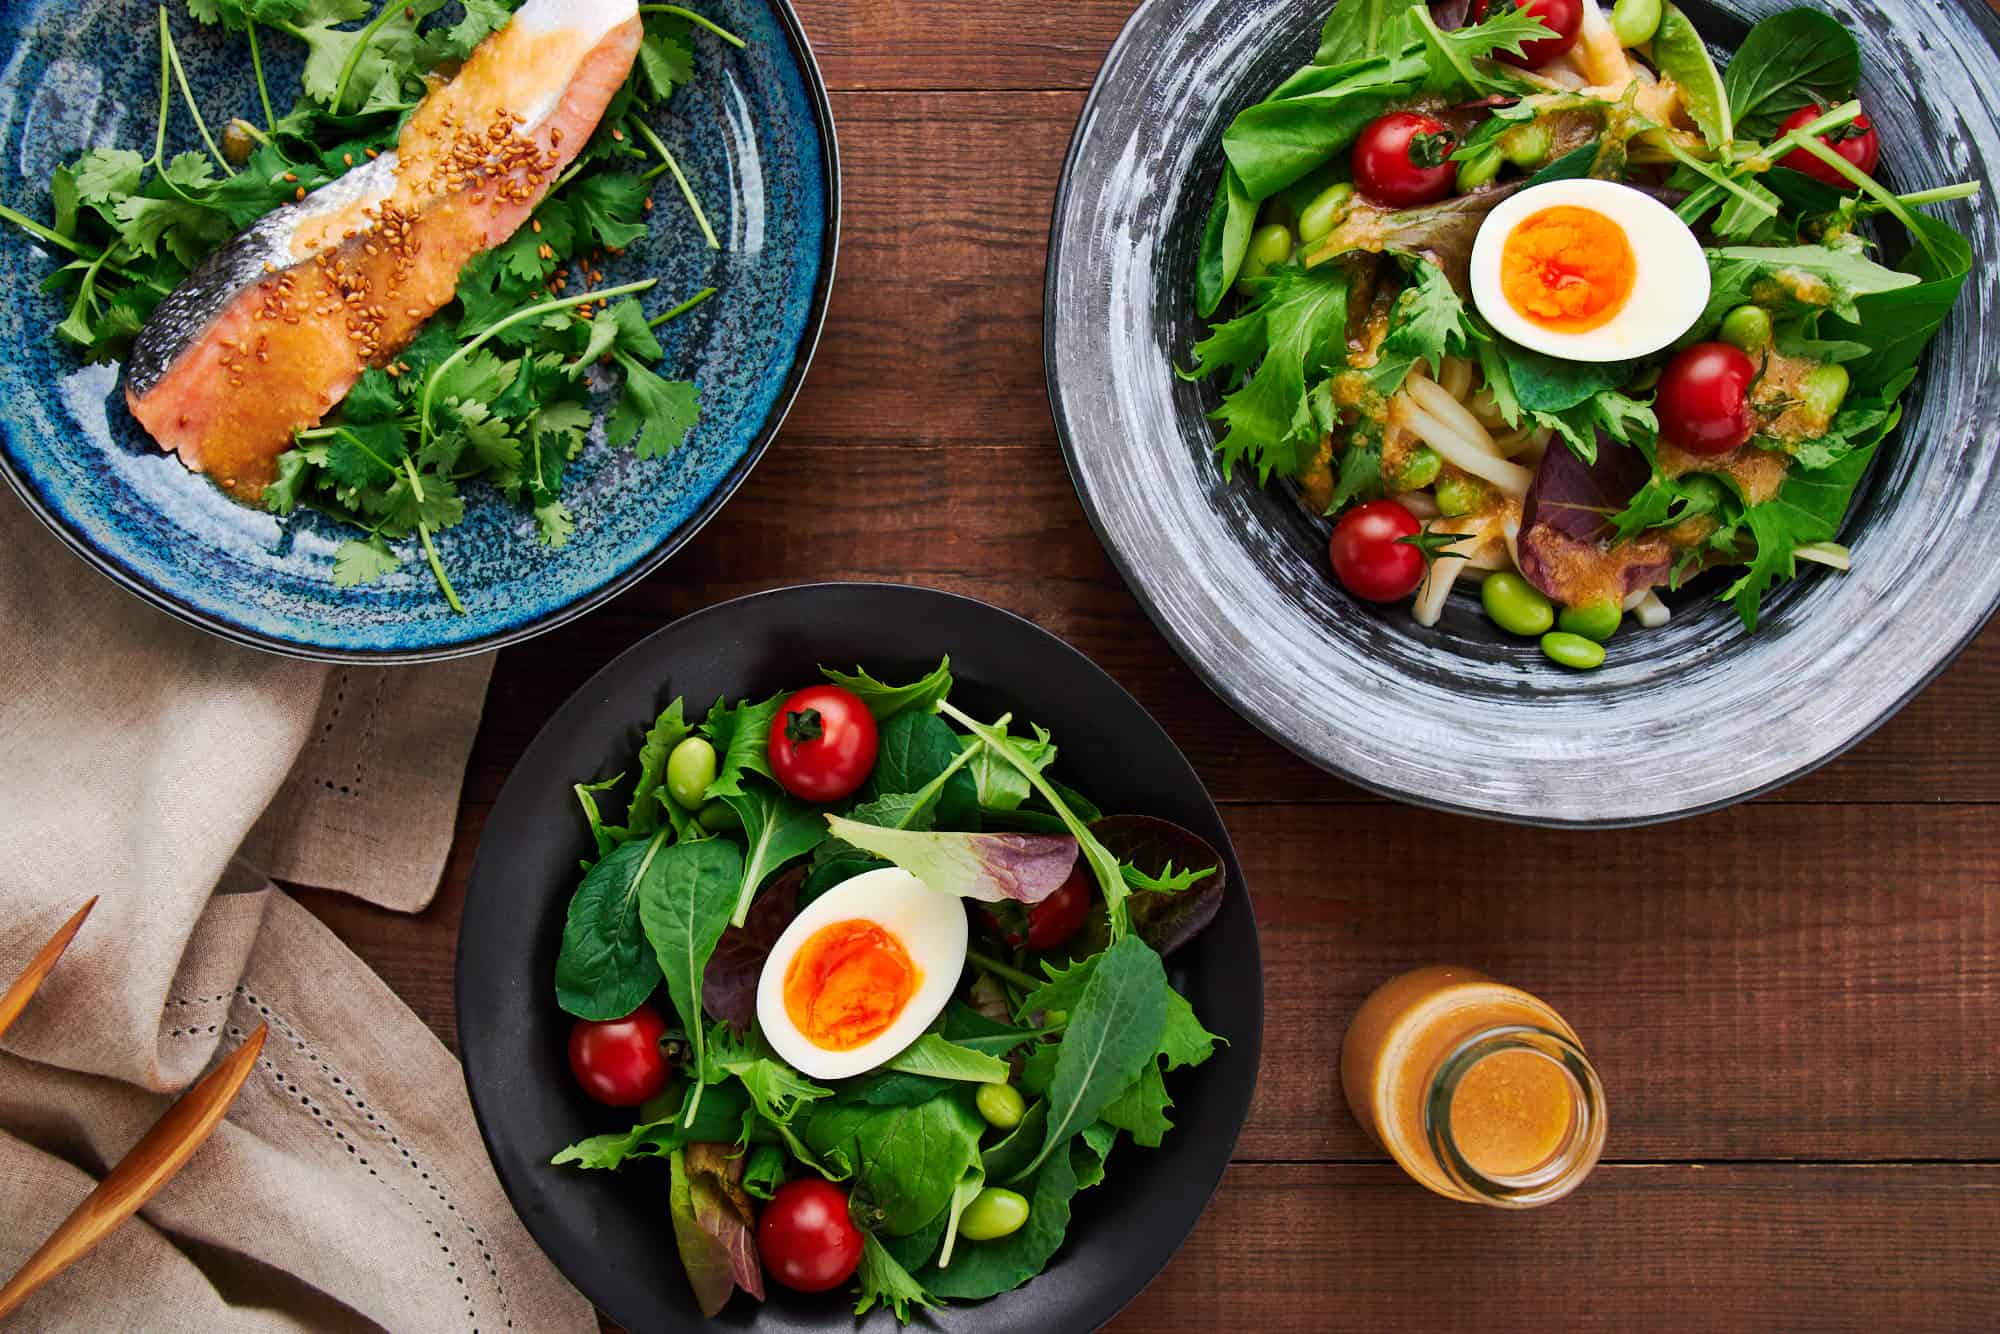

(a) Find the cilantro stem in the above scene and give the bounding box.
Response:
[967,951,1044,993]
[0,205,173,294]
[630,119,719,250]
[401,458,467,615]
[160,7,234,176]
[330,1,407,116]
[416,278,658,447]
[647,285,716,329]
[152,11,172,168]
[246,20,276,133]
[637,5,748,49]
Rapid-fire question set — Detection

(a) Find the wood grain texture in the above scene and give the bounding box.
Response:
[299,12,2000,1330]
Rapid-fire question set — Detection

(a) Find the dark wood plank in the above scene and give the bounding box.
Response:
[792,1,1130,92]
[1105,1163,2000,1332]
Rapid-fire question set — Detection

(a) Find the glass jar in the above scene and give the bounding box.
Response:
[1340,965,1607,1207]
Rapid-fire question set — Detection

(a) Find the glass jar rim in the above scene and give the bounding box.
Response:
[1421,1023,1608,1208]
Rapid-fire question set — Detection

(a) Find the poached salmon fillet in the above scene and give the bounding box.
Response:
[124,0,644,501]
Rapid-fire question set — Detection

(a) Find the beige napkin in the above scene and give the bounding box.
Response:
[0,486,593,1333]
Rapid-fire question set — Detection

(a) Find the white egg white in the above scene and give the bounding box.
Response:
[755,866,969,1080]
[1468,178,1711,363]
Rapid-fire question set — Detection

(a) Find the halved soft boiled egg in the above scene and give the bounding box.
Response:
[756,867,969,1080]
[1469,178,1710,362]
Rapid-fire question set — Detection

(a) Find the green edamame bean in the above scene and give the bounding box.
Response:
[1434,474,1483,517]
[1482,572,1556,637]
[1456,147,1504,194]
[1541,631,1607,670]
[1238,223,1296,285]
[666,736,719,810]
[1610,0,1663,46]
[696,799,740,834]
[1297,182,1356,244]
[1801,363,1850,421]
[1717,304,1772,355]
[1392,445,1442,491]
[1557,601,1622,642]
[1499,122,1551,169]
[975,1083,1026,1130]
[958,1188,1031,1242]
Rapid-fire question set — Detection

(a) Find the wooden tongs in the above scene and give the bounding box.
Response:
[0,898,267,1320]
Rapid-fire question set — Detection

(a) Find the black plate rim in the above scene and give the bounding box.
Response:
[1042,0,2000,830]
[455,579,1264,1333]
[0,0,843,666]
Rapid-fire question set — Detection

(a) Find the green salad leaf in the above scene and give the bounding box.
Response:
[1720,8,1860,139]
[720,778,828,927]
[802,1094,986,1236]
[554,830,669,1021]
[819,656,955,719]
[854,1233,942,1322]
[638,837,744,1126]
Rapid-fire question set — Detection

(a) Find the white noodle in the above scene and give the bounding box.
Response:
[1406,376,1502,457]
[1397,398,1534,494]
[1413,551,1470,626]
[1468,387,1505,428]
[1439,356,1473,400]
[1392,490,1442,519]
[1634,590,1671,628]
[1622,589,1648,611]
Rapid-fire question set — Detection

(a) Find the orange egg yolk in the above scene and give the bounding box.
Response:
[782,920,922,1051]
[1499,205,1637,333]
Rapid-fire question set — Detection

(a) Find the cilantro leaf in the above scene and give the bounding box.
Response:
[534,500,577,548]
[636,13,696,103]
[608,353,701,459]
[570,172,652,251]
[71,148,145,204]
[332,536,401,587]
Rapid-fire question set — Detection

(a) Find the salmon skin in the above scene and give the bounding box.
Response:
[124,0,644,501]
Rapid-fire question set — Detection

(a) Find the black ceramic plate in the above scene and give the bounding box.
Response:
[1045,0,2000,826]
[457,583,1262,1333]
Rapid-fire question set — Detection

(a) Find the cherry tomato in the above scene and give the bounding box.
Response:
[1352,111,1459,208]
[1776,104,1880,189]
[1473,0,1582,68]
[1330,499,1426,602]
[757,1179,864,1293]
[1656,342,1758,456]
[567,1005,671,1107]
[767,685,879,802]
[981,863,1092,951]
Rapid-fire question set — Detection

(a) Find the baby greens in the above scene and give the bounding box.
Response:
[549,658,1224,1320]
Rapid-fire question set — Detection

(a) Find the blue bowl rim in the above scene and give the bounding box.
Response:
[0,0,843,666]
[1042,0,2000,829]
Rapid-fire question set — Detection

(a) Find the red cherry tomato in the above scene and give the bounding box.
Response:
[1352,111,1459,208]
[757,1179,864,1293]
[1776,104,1880,189]
[1656,342,1758,456]
[1473,0,1583,68]
[981,863,1092,951]
[767,685,879,802]
[1329,499,1426,603]
[567,1005,671,1107]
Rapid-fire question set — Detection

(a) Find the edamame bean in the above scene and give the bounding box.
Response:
[1499,122,1551,169]
[666,736,718,810]
[1435,473,1483,517]
[1297,182,1356,244]
[1392,445,1442,491]
[1541,631,1607,670]
[1238,223,1296,285]
[1610,0,1663,46]
[1482,572,1556,637]
[1801,363,1850,421]
[958,1188,1031,1242]
[1717,304,1772,355]
[697,799,740,834]
[1456,147,1504,193]
[1557,601,1622,642]
[975,1083,1026,1130]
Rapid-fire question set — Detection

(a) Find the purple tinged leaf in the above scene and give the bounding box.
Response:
[1084,816,1227,958]
[670,1144,765,1318]
[1431,0,1474,31]
[823,815,1079,904]
[1518,435,1672,600]
[702,865,802,1032]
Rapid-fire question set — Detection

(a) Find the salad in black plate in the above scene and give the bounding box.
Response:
[1187,0,1976,669]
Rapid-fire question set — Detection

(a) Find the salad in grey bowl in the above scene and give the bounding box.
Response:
[1045,0,1999,825]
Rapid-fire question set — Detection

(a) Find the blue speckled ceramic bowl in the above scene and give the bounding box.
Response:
[1047,0,2000,826]
[0,0,837,661]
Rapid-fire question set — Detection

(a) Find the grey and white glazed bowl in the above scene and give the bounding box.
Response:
[1046,0,2000,826]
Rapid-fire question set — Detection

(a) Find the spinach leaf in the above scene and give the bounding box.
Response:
[819,656,954,720]
[864,710,980,829]
[1195,164,1257,319]
[1526,141,1599,185]
[925,1142,1081,1299]
[1316,0,1424,64]
[1099,1061,1175,1147]
[886,1033,1011,1084]
[639,837,745,1126]
[1721,10,1860,139]
[1699,242,1919,327]
[979,1098,1049,1184]
[1222,52,1425,199]
[625,698,691,836]
[878,1207,948,1273]
[823,815,1079,906]
[855,1232,942,1322]
[699,692,784,800]
[800,848,890,906]
[555,830,670,1020]
[720,778,828,927]
[833,1070,957,1107]
[802,1094,986,1235]
[1500,342,1635,413]
[571,773,628,861]
[1834,212,1973,395]
[1011,934,1170,1182]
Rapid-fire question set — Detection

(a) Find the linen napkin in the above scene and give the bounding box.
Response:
[0,485,593,1333]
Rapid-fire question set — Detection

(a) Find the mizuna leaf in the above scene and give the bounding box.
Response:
[818,656,954,719]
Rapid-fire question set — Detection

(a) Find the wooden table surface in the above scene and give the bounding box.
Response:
[302,2,2000,1328]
